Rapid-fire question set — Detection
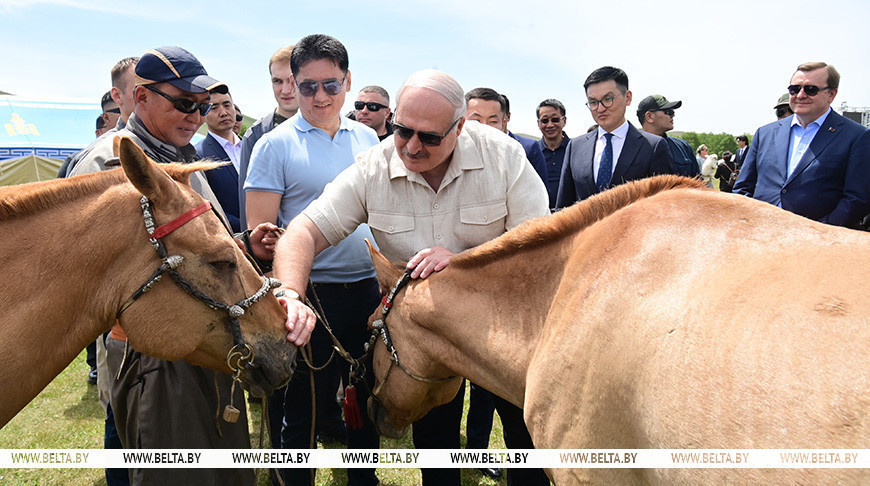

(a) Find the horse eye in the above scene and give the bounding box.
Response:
[209,260,237,272]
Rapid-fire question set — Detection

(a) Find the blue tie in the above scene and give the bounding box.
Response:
[597,132,614,192]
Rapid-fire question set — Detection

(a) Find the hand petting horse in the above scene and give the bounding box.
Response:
[365,175,870,485]
[0,137,295,428]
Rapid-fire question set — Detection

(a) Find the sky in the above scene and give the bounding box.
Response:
[2,0,869,140]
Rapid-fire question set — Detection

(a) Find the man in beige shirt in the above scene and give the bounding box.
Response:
[274,69,548,486]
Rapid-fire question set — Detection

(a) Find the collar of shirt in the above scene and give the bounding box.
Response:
[126,113,196,164]
[386,122,485,189]
[790,107,831,131]
[291,112,358,136]
[208,130,241,170]
[593,120,629,176]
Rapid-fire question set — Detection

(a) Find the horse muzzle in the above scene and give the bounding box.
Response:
[367,396,410,439]
[238,342,296,397]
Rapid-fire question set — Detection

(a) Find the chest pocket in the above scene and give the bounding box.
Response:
[368,212,415,234]
[459,201,507,226]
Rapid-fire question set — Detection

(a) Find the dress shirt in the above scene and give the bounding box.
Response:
[209,131,241,172]
[593,121,629,184]
[788,108,831,177]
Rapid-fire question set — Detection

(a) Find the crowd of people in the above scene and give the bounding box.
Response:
[58,33,870,486]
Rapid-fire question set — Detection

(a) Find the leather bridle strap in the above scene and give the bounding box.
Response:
[151,201,212,239]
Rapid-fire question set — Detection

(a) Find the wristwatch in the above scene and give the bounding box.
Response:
[274,288,301,301]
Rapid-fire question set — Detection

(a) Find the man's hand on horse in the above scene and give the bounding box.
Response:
[278,296,316,346]
[248,222,281,261]
[407,246,454,279]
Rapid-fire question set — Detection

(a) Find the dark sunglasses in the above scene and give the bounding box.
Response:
[354,101,388,112]
[538,116,563,125]
[104,107,121,114]
[296,75,346,97]
[787,84,830,97]
[658,109,675,116]
[141,84,211,116]
[393,118,461,146]
[235,114,243,122]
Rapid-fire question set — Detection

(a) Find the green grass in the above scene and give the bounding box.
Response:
[0,351,506,485]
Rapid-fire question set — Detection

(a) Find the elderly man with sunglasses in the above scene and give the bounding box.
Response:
[354,85,393,140]
[272,69,548,486]
[69,46,280,486]
[733,62,870,228]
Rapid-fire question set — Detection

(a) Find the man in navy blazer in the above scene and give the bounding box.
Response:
[196,86,242,232]
[556,66,673,208]
[733,62,870,228]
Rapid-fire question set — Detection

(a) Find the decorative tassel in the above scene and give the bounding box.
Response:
[343,385,363,430]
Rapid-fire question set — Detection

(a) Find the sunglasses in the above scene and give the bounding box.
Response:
[658,109,675,116]
[787,84,830,97]
[393,118,461,146]
[538,116,564,125]
[296,75,346,97]
[141,84,212,116]
[354,101,388,112]
[104,107,121,114]
[235,114,243,122]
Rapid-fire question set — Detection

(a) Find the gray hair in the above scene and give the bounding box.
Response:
[396,70,465,121]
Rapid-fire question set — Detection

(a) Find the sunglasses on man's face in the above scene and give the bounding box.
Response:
[393,118,461,147]
[235,114,243,122]
[354,101,388,112]
[538,116,563,125]
[296,76,346,97]
[142,84,212,116]
[104,108,121,114]
[787,84,830,97]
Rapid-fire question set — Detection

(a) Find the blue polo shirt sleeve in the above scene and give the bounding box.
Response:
[244,135,285,195]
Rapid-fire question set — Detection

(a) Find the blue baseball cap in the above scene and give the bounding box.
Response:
[135,46,224,94]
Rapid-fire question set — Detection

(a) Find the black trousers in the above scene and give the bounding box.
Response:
[280,279,381,486]
[412,379,467,486]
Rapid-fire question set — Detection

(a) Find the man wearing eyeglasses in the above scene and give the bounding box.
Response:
[637,94,700,178]
[354,85,393,140]
[196,87,243,232]
[245,34,383,486]
[70,46,278,486]
[536,99,570,209]
[555,66,673,209]
[733,62,870,228]
[272,69,548,486]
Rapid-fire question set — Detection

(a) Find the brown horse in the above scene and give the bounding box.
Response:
[366,175,870,484]
[0,138,294,429]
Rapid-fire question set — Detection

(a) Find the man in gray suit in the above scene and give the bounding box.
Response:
[555,66,673,208]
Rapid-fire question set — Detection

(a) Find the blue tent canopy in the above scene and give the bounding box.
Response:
[0,95,100,162]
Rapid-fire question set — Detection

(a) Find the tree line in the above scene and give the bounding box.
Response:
[672,132,752,155]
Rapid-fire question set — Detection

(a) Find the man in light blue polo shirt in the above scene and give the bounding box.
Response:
[245,34,381,486]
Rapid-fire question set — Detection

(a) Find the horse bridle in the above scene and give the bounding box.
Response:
[116,195,281,374]
[366,268,459,398]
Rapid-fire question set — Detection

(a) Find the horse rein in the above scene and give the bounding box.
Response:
[115,195,281,397]
[367,268,459,398]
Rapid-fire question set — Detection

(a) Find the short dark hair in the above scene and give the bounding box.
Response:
[290,34,349,78]
[735,134,749,143]
[583,66,629,93]
[100,91,115,111]
[465,87,507,116]
[536,98,566,118]
[360,85,390,104]
[796,61,840,90]
[110,57,139,88]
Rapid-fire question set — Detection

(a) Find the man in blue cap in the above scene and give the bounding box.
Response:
[70,46,281,486]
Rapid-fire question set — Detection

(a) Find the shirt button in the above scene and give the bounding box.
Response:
[435,234,442,239]
[388,225,394,231]
[433,203,439,209]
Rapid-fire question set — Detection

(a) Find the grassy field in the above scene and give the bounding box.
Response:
[0,351,506,485]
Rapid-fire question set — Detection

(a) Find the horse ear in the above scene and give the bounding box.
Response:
[118,136,176,202]
[112,135,121,158]
[366,239,403,292]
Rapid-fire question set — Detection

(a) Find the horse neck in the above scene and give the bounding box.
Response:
[0,184,144,427]
[406,244,568,408]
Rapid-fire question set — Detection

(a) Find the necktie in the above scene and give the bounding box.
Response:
[597,132,614,192]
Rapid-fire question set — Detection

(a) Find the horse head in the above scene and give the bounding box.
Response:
[113,137,295,397]
[365,242,463,438]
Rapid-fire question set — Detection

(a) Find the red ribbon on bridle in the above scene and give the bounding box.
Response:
[150,201,212,239]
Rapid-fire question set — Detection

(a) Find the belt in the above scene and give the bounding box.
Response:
[312,277,377,290]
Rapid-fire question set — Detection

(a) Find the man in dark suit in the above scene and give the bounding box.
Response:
[733,62,870,228]
[555,66,673,208]
[196,86,242,232]
[734,134,749,168]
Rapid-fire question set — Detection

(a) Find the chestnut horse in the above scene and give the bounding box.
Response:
[366,176,870,484]
[0,138,294,428]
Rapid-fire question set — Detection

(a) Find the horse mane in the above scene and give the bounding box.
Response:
[0,162,218,221]
[451,175,709,268]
